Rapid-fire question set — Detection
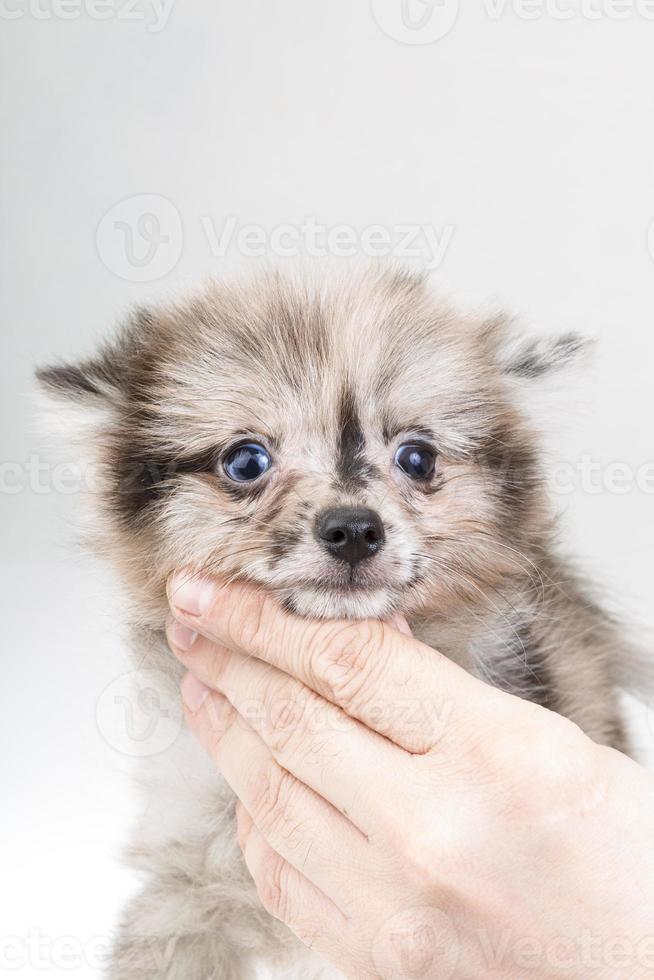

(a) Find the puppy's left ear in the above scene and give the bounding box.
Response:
[482,316,593,381]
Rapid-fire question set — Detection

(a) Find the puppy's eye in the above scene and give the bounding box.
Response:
[395,443,436,480]
[223,443,271,482]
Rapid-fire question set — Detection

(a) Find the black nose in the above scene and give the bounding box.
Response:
[316,507,385,564]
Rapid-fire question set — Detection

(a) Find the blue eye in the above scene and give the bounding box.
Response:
[395,444,436,480]
[223,443,271,483]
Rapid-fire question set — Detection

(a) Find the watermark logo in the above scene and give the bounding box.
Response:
[96,668,183,757]
[0,930,112,972]
[370,0,460,43]
[93,201,454,276]
[95,194,182,281]
[483,0,654,21]
[372,907,459,979]
[4,454,654,498]
[478,927,654,971]
[201,214,454,270]
[371,0,654,41]
[0,0,175,31]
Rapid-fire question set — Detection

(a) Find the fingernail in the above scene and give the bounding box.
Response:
[168,572,215,617]
[181,672,210,712]
[384,614,413,636]
[235,803,252,848]
[167,620,198,653]
[395,615,412,637]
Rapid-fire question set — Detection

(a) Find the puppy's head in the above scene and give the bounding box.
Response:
[37,266,585,623]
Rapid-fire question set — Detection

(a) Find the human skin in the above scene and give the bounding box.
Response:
[165,574,654,980]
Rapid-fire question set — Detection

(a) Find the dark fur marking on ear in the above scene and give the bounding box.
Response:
[507,333,586,379]
[36,364,102,397]
[37,307,158,403]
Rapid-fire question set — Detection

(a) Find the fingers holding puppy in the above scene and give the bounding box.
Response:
[166,574,497,754]
[171,627,403,832]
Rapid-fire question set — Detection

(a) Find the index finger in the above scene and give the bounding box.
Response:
[167,573,498,753]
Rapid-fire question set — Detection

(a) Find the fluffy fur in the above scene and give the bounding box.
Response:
[38,265,632,979]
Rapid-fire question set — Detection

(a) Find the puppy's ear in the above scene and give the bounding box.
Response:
[36,358,120,399]
[35,347,124,444]
[34,304,156,441]
[482,315,593,380]
[499,332,591,379]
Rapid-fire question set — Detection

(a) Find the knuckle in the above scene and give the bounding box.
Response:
[265,685,336,760]
[385,801,439,877]
[400,827,445,885]
[222,585,272,653]
[264,685,309,757]
[292,920,323,951]
[483,706,568,774]
[479,707,602,820]
[257,852,291,921]
[310,619,387,709]
[392,802,470,890]
[267,720,299,758]
[203,698,237,752]
[249,764,297,836]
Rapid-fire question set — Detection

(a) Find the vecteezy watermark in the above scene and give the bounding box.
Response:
[4,454,654,498]
[545,455,654,497]
[478,927,654,972]
[0,456,102,496]
[0,930,112,971]
[482,0,654,21]
[371,907,460,979]
[94,195,455,281]
[370,0,460,44]
[0,929,180,973]
[96,668,183,757]
[95,194,183,282]
[200,214,454,271]
[0,0,175,31]
[371,0,654,44]
[221,691,453,750]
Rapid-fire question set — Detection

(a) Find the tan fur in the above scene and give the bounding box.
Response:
[37,265,632,979]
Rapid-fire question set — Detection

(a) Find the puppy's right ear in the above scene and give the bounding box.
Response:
[35,351,123,443]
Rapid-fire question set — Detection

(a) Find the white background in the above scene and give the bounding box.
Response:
[2,2,654,977]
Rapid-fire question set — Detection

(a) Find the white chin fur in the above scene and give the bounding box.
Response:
[285,586,395,620]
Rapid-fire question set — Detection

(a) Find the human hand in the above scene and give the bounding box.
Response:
[166,575,654,980]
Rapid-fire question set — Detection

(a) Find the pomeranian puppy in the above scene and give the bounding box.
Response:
[38,265,631,979]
